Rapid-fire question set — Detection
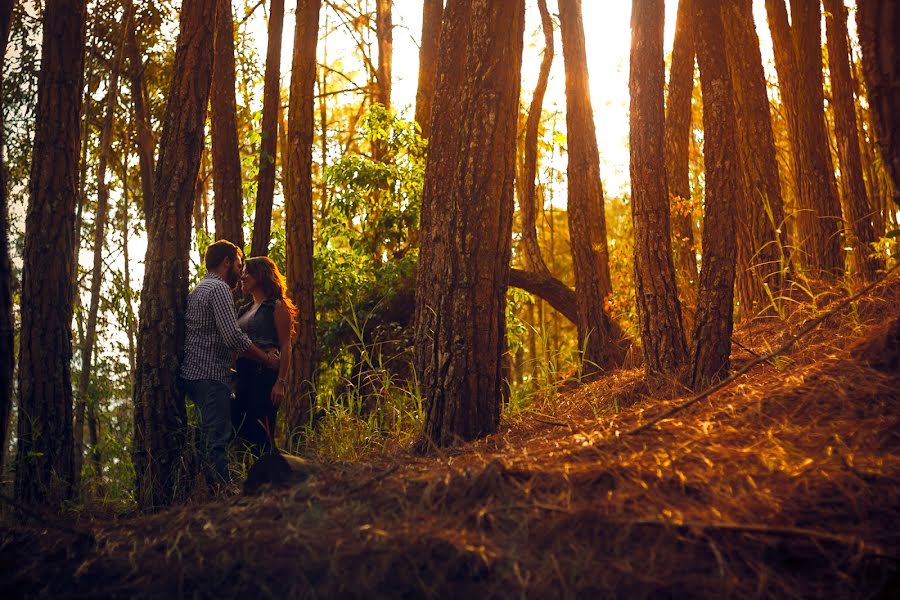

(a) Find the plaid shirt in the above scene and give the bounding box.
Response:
[179,273,252,384]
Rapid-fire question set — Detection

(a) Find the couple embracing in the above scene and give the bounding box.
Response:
[178,240,296,490]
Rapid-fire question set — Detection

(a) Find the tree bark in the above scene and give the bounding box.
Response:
[211,0,244,248]
[0,0,14,478]
[414,0,525,449]
[284,0,321,433]
[664,0,699,315]
[133,0,217,510]
[74,3,131,490]
[630,0,689,374]
[251,0,285,257]
[414,0,443,138]
[689,0,739,388]
[825,0,884,281]
[375,0,392,109]
[722,0,788,316]
[558,0,621,377]
[126,0,156,222]
[519,0,553,277]
[856,0,900,208]
[15,0,87,509]
[508,267,577,325]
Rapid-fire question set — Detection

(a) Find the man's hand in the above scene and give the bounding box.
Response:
[266,349,280,371]
[271,379,286,408]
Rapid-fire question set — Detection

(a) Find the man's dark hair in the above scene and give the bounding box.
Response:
[205,240,243,270]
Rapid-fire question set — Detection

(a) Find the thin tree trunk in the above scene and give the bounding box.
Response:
[284,0,321,433]
[74,4,131,491]
[664,0,699,315]
[251,0,285,257]
[375,0,391,109]
[414,0,443,138]
[126,0,156,223]
[722,0,788,316]
[630,0,689,374]
[15,0,87,509]
[823,0,884,283]
[558,0,621,376]
[689,0,739,388]
[0,0,14,478]
[414,0,525,449]
[856,0,900,208]
[211,0,244,248]
[520,0,553,277]
[133,0,217,510]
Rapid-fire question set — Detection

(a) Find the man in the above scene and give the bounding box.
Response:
[179,240,279,490]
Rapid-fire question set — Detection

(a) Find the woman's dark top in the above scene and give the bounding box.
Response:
[234,296,281,456]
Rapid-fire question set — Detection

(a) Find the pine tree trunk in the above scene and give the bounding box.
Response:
[414,0,525,449]
[558,0,620,377]
[722,0,788,316]
[284,0,321,433]
[15,0,87,509]
[74,4,131,490]
[414,0,443,139]
[0,0,14,478]
[825,0,884,281]
[211,0,244,248]
[520,0,553,277]
[375,0,392,109]
[664,0,699,316]
[689,0,739,388]
[856,0,900,208]
[251,0,285,257]
[630,0,689,374]
[126,0,156,223]
[133,0,217,510]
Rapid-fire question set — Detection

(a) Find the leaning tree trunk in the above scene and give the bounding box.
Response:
[414,0,443,139]
[251,0,285,257]
[74,4,131,490]
[664,0,699,318]
[133,0,217,510]
[824,0,884,281]
[630,0,689,374]
[722,0,788,317]
[856,0,900,208]
[689,0,740,388]
[211,0,244,248]
[414,0,525,450]
[558,0,621,377]
[14,0,87,509]
[284,0,321,434]
[0,0,14,478]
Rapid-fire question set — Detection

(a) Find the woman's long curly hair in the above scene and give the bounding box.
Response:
[243,256,298,333]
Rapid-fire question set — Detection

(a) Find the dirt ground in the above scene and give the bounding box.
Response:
[2,273,899,598]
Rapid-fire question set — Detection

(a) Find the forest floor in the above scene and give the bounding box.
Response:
[2,273,899,599]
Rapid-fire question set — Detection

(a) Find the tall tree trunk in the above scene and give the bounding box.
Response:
[825,0,884,281]
[414,0,443,138]
[0,0,14,478]
[14,0,87,509]
[74,4,131,490]
[284,0,321,433]
[689,0,739,388]
[414,0,524,449]
[211,0,244,248]
[375,0,392,109]
[856,0,900,208]
[251,0,285,257]
[126,1,156,222]
[664,0,699,317]
[558,0,620,376]
[519,0,553,277]
[630,0,689,374]
[133,0,217,510]
[722,0,788,316]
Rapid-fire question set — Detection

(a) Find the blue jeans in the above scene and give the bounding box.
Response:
[180,378,232,488]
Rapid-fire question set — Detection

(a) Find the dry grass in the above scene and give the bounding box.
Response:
[2,273,899,598]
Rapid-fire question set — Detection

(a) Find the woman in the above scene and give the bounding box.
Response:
[233,256,296,457]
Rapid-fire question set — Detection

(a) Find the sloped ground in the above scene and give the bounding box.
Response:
[2,273,899,599]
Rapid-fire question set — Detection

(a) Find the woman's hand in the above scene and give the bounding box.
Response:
[271,378,287,408]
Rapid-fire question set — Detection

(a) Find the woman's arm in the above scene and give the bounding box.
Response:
[271,300,293,408]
